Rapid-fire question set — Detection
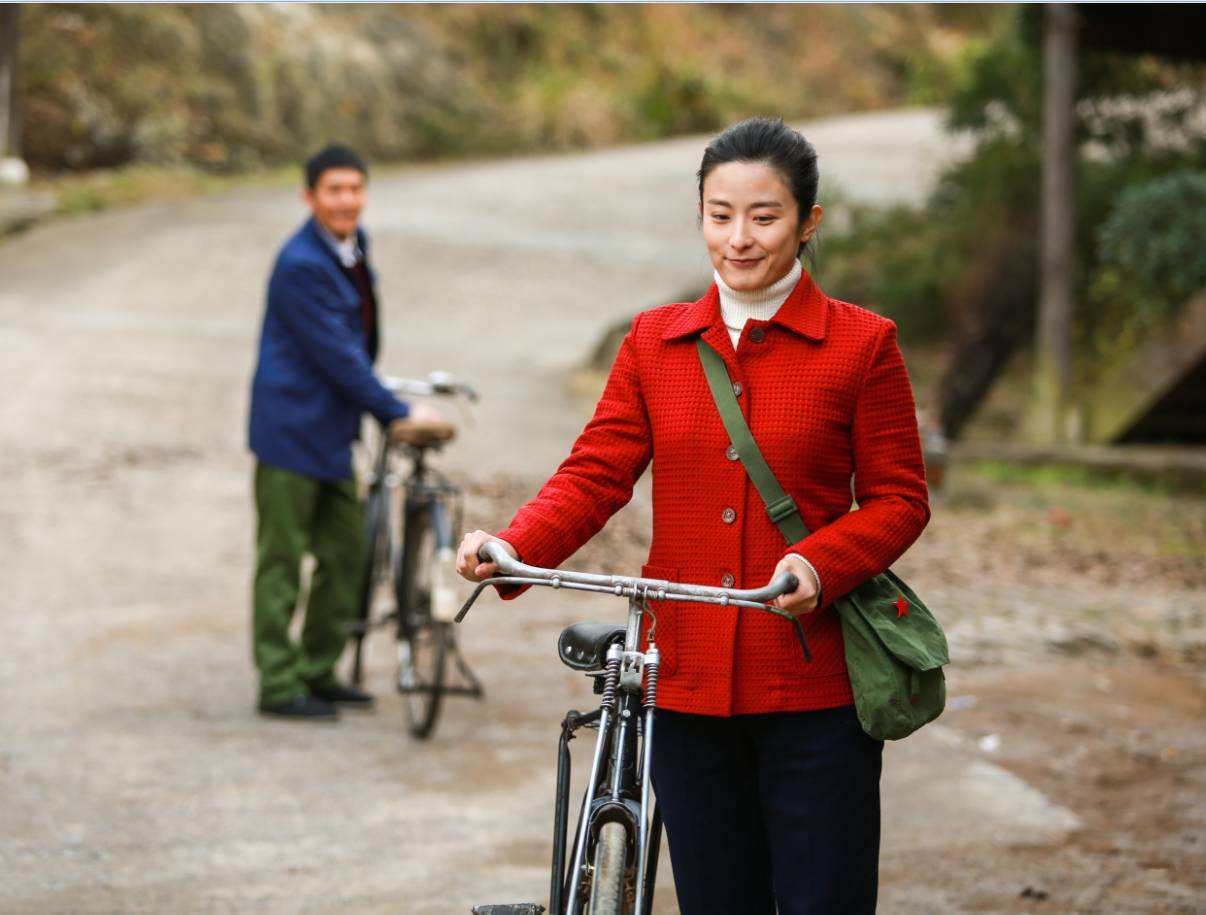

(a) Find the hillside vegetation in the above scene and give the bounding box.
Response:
[21,4,989,172]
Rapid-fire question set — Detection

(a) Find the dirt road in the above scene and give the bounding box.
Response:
[1,109,1202,913]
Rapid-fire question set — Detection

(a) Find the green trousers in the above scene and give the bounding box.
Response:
[252,462,365,704]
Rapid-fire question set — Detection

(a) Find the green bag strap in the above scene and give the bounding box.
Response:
[697,339,810,544]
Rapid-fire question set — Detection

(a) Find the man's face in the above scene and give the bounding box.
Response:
[304,167,366,240]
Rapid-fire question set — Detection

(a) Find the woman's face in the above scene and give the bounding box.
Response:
[700,161,821,292]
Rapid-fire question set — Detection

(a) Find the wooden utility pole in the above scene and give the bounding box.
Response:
[1030,3,1078,443]
[0,5,19,159]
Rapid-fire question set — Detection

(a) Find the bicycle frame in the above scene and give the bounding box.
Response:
[359,426,452,633]
[397,446,484,697]
[547,590,657,915]
[460,544,803,915]
[399,449,456,620]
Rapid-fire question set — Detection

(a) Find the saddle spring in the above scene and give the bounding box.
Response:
[642,659,659,710]
[600,654,621,711]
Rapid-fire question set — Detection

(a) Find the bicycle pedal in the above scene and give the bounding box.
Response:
[471,906,545,915]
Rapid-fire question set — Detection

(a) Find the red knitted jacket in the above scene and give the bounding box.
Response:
[499,271,930,716]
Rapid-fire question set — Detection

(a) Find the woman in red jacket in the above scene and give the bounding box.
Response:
[457,117,929,915]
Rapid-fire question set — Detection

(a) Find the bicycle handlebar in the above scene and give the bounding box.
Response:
[456,541,811,662]
[475,541,798,606]
[383,371,479,402]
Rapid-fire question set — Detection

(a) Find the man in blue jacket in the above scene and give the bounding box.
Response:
[249,145,445,720]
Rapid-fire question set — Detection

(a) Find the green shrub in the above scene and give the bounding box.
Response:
[1095,169,1206,314]
[818,134,1040,349]
[630,65,728,139]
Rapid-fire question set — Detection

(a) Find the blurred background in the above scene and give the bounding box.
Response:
[4,5,1205,450]
[0,4,1203,913]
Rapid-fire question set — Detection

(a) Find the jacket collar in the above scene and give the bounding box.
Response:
[661,268,829,342]
[303,218,369,270]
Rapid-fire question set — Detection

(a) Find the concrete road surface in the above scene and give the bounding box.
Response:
[0,109,1075,914]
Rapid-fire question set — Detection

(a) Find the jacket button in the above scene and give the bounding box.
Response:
[749,327,766,343]
[721,573,735,588]
[722,507,737,524]
[732,381,743,397]
[725,445,739,461]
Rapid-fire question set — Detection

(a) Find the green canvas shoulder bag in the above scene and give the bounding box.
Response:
[697,338,948,740]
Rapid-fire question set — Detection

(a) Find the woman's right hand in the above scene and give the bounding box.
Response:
[456,530,518,582]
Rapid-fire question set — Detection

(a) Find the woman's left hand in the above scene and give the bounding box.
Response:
[771,554,820,615]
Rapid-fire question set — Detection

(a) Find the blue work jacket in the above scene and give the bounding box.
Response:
[249,218,408,481]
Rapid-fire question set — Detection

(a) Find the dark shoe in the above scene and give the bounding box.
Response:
[308,680,375,708]
[258,694,340,720]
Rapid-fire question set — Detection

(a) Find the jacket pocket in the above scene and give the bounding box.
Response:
[640,564,680,677]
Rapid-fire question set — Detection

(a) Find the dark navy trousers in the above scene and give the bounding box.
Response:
[650,704,883,915]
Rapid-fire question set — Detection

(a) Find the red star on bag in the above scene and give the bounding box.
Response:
[895,595,909,618]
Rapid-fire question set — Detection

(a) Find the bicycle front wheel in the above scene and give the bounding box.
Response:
[397,501,447,739]
[588,821,628,915]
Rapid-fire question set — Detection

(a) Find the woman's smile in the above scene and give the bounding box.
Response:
[727,256,764,268]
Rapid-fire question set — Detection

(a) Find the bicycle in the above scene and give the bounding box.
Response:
[348,372,484,739]
[459,542,808,915]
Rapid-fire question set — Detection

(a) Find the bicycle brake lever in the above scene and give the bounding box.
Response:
[792,615,813,664]
[455,580,494,623]
[454,575,540,623]
[748,601,811,663]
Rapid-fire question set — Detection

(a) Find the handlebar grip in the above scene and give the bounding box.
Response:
[762,571,799,598]
[477,540,513,568]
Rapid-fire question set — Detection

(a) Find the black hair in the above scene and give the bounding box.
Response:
[305,144,368,189]
[697,117,819,257]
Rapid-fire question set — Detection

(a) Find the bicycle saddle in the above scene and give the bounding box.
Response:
[557,622,626,671]
[389,422,457,446]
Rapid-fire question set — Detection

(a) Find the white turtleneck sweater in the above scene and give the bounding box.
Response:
[716,259,802,348]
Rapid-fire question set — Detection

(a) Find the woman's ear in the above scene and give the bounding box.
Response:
[800,204,823,243]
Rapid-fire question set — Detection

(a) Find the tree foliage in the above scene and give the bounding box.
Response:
[817,8,1206,436]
